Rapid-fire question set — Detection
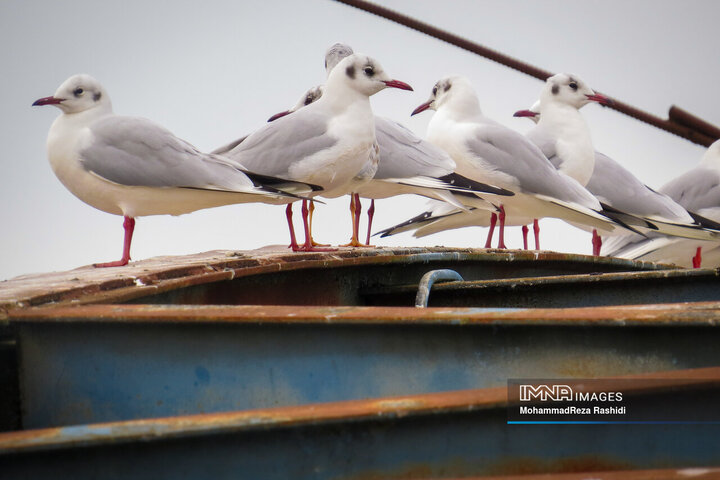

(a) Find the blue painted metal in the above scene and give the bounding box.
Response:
[1,382,720,479]
[11,304,720,428]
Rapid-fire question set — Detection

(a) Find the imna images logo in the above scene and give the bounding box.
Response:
[519,384,573,402]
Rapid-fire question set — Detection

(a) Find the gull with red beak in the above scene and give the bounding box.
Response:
[223,53,414,251]
[33,74,319,267]
[245,44,511,248]
[404,75,634,249]
[516,73,614,251]
[516,76,720,256]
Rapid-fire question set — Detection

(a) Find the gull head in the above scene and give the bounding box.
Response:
[268,85,325,122]
[412,76,478,116]
[542,73,612,109]
[327,54,413,97]
[513,100,541,124]
[32,74,111,114]
[324,43,354,75]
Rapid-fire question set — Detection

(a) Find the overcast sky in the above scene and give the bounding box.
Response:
[1,0,718,280]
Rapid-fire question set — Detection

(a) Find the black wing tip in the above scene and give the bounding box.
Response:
[243,171,323,192]
[376,211,434,238]
[437,173,514,197]
[598,202,657,231]
[688,210,720,231]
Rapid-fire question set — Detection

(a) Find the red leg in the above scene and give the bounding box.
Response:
[591,229,602,256]
[693,247,702,269]
[533,219,540,250]
[484,213,497,248]
[95,216,135,268]
[521,225,529,250]
[295,200,335,252]
[497,205,507,249]
[354,194,362,242]
[308,200,329,247]
[365,199,375,246]
[341,193,370,247]
[286,203,299,251]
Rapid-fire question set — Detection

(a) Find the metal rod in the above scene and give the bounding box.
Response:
[414,269,464,307]
[669,105,720,140]
[332,0,718,147]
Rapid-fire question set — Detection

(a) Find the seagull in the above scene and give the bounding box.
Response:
[259,43,512,246]
[32,74,320,267]
[405,75,634,249]
[603,140,720,267]
[222,53,414,251]
[516,97,720,256]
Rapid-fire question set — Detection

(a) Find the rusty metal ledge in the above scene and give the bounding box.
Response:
[7,301,720,326]
[428,466,720,479]
[1,366,719,455]
[381,268,720,294]
[0,247,674,317]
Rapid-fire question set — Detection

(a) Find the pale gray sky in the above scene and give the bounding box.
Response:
[1,0,718,280]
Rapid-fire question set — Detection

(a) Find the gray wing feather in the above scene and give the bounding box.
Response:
[374,116,455,178]
[526,128,560,168]
[225,108,337,177]
[660,168,720,212]
[466,124,596,207]
[211,135,248,155]
[80,116,255,191]
[588,152,691,222]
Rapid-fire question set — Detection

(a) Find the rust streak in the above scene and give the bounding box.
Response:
[8,301,720,327]
[0,367,719,454]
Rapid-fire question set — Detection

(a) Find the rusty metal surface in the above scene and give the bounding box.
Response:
[1,368,720,479]
[0,247,671,316]
[367,268,720,308]
[8,303,720,428]
[9,301,720,326]
[2,365,719,453]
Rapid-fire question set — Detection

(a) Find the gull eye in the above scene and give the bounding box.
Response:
[432,86,438,95]
[73,88,84,97]
[304,95,314,106]
[363,66,374,76]
[569,82,578,91]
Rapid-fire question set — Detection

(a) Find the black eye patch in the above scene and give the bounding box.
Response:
[551,84,560,95]
[93,92,102,102]
[345,65,355,79]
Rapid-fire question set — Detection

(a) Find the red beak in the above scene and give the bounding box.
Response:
[32,96,63,106]
[382,79,413,91]
[513,109,538,118]
[586,93,613,106]
[267,110,291,122]
[411,101,432,116]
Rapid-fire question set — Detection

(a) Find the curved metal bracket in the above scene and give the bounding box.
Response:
[415,269,464,308]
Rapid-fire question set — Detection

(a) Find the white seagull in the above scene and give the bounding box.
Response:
[222,53,414,251]
[402,75,634,249]
[517,95,720,256]
[32,74,320,267]
[260,43,511,246]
